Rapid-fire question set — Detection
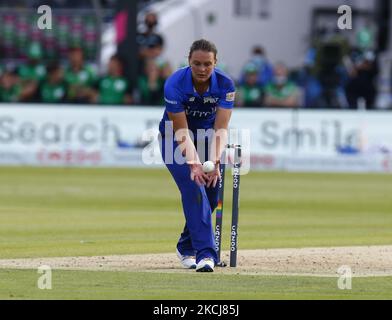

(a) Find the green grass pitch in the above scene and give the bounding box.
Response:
[0,167,391,299]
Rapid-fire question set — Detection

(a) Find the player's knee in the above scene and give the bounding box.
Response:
[179,183,207,203]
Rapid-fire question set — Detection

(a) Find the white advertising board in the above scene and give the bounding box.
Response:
[0,105,390,173]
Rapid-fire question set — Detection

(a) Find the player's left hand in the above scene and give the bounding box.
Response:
[206,164,221,188]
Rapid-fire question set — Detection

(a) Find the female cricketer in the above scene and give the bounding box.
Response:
[158,39,236,272]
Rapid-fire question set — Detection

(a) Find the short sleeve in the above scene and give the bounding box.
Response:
[218,79,236,109]
[164,83,184,113]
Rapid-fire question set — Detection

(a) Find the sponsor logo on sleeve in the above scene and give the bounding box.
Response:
[164,97,178,105]
[226,92,236,102]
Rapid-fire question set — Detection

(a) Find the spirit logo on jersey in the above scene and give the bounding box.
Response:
[203,97,219,104]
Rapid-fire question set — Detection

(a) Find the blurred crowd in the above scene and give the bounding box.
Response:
[236,23,381,110]
[0,44,134,105]
[0,11,172,106]
[0,11,388,109]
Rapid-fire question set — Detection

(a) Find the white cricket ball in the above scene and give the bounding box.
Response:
[202,161,215,173]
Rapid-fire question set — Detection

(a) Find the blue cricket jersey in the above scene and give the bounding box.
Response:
[159,67,236,136]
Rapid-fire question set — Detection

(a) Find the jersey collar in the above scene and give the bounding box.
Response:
[184,67,219,95]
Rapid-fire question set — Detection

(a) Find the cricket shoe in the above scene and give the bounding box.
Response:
[196,258,215,272]
[176,248,197,269]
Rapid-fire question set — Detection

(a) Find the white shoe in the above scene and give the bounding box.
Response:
[196,258,215,272]
[176,248,196,269]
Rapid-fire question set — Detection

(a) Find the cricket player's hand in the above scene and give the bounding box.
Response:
[206,164,221,188]
[189,163,208,186]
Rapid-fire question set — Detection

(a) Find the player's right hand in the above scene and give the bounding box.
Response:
[206,164,221,188]
[189,163,208,186]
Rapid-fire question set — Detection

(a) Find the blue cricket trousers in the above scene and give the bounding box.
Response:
[159,133,219,264]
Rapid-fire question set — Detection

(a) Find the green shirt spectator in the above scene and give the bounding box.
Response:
[65,47,97,103]
[64,65,96,102]
[238,85,264,107]
[264,81,299,100]
[18,42,46,82]
[40,82,67,103]
[264,63,302,108]
[236,63,263,107]
[18,63,47,82]
[137,76,164,105]
[64,65,96,87]
[98,76,129,105]
[137,59,164,105]
[0,83,22,102]
[0,71,22,102]
[39,62,67,103]
[17,43,46,102]
[95,54,132,105]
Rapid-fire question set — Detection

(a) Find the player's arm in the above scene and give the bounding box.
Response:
[210,83,235,165]
[164,83,200,165]
[168,111,208,186]
[167,111,200,165]
[211,107,232,163]
[165,81,208,185]
[206,107,232,188]
[207,82,235,188]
